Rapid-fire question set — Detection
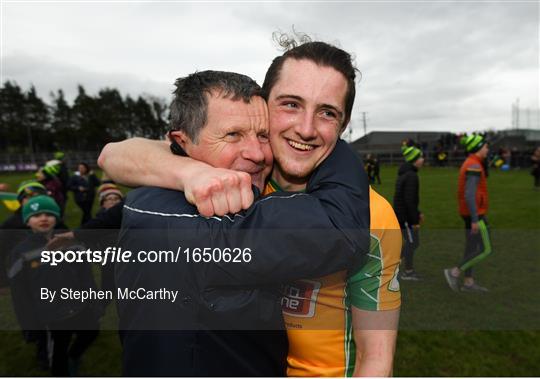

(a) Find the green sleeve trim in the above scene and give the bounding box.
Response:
[348,235,381,311]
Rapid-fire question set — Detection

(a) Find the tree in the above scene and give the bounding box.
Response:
[50,89,75,150]
[0,81,27,152]
[25,85,51,152]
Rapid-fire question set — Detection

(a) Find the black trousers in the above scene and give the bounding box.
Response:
[48,309,99,376]
[76,200,94,226]
[401,223,419,271]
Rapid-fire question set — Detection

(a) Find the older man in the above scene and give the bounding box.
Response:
[101,37,399,377]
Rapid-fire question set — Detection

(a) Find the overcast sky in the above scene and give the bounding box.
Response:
[1,1,538,139]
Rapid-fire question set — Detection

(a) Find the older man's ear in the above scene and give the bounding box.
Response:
[169,130,191,151]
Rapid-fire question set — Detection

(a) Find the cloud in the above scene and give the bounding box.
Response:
[2,1,538,136]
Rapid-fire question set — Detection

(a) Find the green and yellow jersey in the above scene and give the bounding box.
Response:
[264,182,401,377]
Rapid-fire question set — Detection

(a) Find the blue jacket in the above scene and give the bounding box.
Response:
[116,139,370,376]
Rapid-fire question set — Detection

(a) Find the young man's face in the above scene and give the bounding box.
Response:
[173,94,273,191]
[27,213,56,233]
[266,59,348,190]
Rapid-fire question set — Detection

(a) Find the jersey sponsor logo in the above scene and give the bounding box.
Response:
[281,280,321,318]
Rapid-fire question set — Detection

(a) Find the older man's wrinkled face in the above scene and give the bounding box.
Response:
[173,94,273,191]
[266,59,348,190]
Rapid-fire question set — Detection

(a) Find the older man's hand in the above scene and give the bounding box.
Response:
[184,167,254,217]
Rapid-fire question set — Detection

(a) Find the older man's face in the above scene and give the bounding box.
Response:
[266,59,348,190]
[174,94,273,191]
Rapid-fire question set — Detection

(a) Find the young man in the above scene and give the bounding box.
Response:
[393,141,424,280]
[444,134,492,292]
[100,38,399,376]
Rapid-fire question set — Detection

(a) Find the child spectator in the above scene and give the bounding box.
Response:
[97,183,123,216]
[8,195,100,375]
[0,181,52,368]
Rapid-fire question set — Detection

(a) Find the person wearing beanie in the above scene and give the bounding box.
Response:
[97,183,123,212]
[1,181,49,288]
[444,133,492,292]
[0,186,69,370]
[393,140,424,280]
[53,152,70,197]
[21,195,61,224]
[36,161,66,214]
[9,195,100,376]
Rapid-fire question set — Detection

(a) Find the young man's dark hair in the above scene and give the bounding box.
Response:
[169,70,261,142]
[262,32,359,127]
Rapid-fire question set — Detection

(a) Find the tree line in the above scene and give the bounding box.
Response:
[0,81,169,153]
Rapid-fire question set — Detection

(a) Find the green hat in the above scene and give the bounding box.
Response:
[41,161,61,177]
[54,151,65,160]
[402,144,423,162]
[461,134,486,153]
[16,180,47,203]
[22,195,60,224]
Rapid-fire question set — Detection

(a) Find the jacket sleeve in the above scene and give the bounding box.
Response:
[201,139,370,285]
[465,173,480,222]
[74,202,123,249]
[403,173,420,224]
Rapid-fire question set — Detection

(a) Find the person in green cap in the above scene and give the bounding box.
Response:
[0,184,67,370]
[393,140,425,280]
[9,195,100,376]
[1,181,50,288]
[444,133,491,292]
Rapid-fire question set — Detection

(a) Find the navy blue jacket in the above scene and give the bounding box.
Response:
[68,173,100,204]
[116,139,370,376]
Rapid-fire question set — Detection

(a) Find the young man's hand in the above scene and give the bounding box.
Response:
[183,167,254,217]
[470,222,479,234]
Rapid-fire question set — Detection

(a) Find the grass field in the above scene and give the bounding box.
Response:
[0,166,539,376]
